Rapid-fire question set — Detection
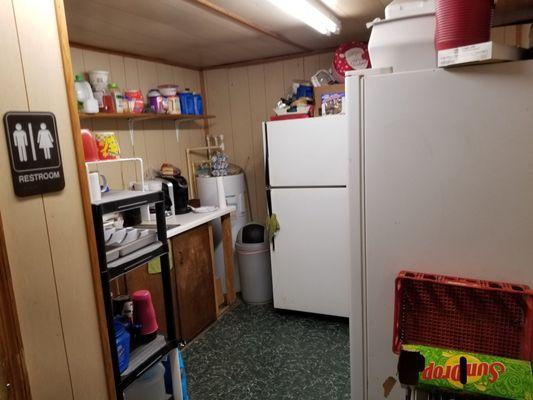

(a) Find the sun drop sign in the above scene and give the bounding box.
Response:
[403,345,533,400]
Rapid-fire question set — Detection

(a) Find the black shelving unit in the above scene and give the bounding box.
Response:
[92,190,178,399]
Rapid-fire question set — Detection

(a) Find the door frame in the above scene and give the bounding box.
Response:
[0,212,31,399]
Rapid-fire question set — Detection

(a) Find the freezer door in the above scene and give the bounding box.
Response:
[265,115,348,187]
[270,187,350,317]
[363,61,533,400]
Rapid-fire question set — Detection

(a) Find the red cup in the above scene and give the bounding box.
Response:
[132,290,158,336]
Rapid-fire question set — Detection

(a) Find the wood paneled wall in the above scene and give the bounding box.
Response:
[0,0,107,398]
[203,52,334,222]
[70,47,206,189]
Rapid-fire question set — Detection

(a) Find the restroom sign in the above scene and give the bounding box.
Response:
[3,112,65,197]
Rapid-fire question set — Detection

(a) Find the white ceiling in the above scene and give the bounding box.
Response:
[64,0,387,68]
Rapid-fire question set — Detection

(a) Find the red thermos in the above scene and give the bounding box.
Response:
[435,0,494,51]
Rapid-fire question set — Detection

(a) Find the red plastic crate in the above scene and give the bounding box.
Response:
[393,271,533,360]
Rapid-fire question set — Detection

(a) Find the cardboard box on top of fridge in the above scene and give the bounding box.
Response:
[367,0,437,73]
[437,41,523,68]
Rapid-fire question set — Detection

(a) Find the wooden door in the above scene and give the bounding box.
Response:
[172,224,217,341]
[0,214,30,399]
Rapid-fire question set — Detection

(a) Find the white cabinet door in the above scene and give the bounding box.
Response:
[270,187,350,317]
[266,115,348,187]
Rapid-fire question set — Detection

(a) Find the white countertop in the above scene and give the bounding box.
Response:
[145,206,235,238]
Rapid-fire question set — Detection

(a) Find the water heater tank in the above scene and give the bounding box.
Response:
[197,172,250,291]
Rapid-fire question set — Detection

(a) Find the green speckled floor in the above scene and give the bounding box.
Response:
[182,301,350,400]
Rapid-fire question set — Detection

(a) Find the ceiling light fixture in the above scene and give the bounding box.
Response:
[267,0,341,36]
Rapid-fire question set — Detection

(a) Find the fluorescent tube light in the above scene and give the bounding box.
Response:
[267,0,341,35]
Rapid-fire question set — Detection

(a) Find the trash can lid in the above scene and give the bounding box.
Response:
[236,223,269,252]
[241,223,264,244]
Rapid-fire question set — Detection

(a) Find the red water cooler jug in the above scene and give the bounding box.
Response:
[435,0,494,51]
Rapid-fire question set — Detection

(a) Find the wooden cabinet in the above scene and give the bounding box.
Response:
[110,221,230,343]
[171,223,217,341]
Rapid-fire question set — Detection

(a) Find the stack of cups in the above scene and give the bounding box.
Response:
[435,0,494,51]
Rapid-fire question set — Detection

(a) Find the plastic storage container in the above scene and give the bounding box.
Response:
[393,271,533,360]
[108,83,124,113]
[124,362,167,400]
[113,320,130,374]
[367,0,437,72]
[235,223,272,304]
[180,89,195,115]
[435,0,494,51]
[193,93,203,115]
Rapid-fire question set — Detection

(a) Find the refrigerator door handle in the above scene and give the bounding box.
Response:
[266,187,275,251]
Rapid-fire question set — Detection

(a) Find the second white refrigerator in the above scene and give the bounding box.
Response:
[264,115,350,318]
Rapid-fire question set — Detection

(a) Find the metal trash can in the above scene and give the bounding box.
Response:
[235,223,272,304]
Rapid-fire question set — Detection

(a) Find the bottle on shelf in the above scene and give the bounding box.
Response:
[193,93,203,115]
[108,83,125,113]
[102,91,116,113]
[179,88,195,115]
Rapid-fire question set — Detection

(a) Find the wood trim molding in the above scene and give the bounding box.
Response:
[54,1,116,399]
[198,70,210,137]
[70,41,336,72]
[0,213,31,400]
[69,41,202,71]
[184,0,310,52]
[202,47,337,71]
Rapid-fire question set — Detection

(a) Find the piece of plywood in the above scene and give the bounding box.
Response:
[171,224,217,341]
[303,54,321,80]
[228,67,257,220]
[207,224,224,313]
[282,58,304,93]
[15,0,109,398]
[247,64,268,223]
[204,68,235,159]
[221,213,236,304]
[0,212,31,400]
[263,61,285,118]
[0,1,73,398]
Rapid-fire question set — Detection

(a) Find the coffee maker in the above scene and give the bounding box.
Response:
[162,175,190,214]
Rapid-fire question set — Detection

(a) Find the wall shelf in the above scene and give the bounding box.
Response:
[79,113,214,144]
[79,112,215,122]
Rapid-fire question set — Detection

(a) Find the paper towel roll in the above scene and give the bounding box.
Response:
[216,177,226,209]
[89,172,102,202]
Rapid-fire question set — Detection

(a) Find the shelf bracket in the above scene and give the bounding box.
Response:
[128,118,135,146]
[174,119,194,143]
[174,120,180,143]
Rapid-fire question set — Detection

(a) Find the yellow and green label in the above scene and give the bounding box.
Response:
[402,344,533,400]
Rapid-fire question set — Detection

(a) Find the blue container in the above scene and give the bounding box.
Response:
[180,91,195,115]
[296,84,313,99]
[114,320,130,373]
[193,94,203,115]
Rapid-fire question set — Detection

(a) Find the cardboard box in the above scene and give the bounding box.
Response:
[438,41,522,68]
[313,84,345,116]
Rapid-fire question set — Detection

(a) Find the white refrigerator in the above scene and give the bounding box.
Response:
[263,115,351,318]
[347,60,533,400]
